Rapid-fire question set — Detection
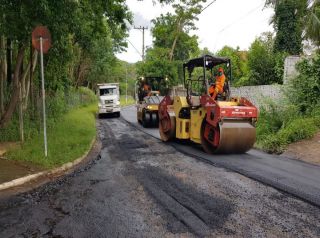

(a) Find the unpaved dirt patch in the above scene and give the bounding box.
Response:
[282,132,320,165]
[0,142,19,157]
[0,158,43,184]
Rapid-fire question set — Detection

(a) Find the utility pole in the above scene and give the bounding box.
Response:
[125,67,128,104]
[134,26,148,61]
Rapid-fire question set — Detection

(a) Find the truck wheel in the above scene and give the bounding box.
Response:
[142,110,150,128]
[151,113,158,127]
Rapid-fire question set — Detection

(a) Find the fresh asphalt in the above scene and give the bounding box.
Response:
[121,105,320,207]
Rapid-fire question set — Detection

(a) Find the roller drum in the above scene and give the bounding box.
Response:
[215,119,256,153]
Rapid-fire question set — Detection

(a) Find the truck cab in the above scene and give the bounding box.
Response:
[97,83,120,117]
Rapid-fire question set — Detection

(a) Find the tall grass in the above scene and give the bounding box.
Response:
[120,95,135,106]
[7,104,97,168]
[256,102,319,153]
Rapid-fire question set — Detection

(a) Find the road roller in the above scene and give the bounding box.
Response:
[158,55,258,154]
[136,76,169,127]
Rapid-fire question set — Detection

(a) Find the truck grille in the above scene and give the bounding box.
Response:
[105,100,113,104]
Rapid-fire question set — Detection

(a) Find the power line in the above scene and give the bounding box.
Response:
[213,2,265,51]
[127,39,143,58]
[199,0,217,14]
[217,3,264,34]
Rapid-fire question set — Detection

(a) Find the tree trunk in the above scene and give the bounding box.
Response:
[22,50,38,110]
[18,81,24,142]
[6,38,12,86]
[0,36,6,115]
[169,35,179,61]
[169,18,182,61]
[0,46,25,128]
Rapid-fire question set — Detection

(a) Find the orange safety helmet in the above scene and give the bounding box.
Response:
[217,67,224,76]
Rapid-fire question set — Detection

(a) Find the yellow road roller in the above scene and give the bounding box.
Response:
[136,76,169,127]
[158,55,258,154]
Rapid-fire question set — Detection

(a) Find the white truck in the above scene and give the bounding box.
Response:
[97,83,121,117]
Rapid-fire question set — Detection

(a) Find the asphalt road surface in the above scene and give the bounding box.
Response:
[0,116,320,237]
[121,105,320,207]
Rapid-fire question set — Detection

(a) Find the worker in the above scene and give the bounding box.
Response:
[143,83,151,96]
[209,67,226,99]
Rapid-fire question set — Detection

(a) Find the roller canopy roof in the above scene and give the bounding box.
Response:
[183,55,230,69]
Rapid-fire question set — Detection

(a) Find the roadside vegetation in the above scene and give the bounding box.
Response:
[120,95,135,107]
[254,0,320,153]
[0,1,132,166]
[256,55,320,153]
[2,86,97,168]
[7,103,97,168]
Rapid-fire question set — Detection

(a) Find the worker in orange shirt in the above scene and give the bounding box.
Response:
[209,67,226,99]
[143,83,151,96]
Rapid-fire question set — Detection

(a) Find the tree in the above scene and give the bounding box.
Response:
[0,0,131,128]
[305,0,320,47]
[266,0,307,55]
[152,13,200,62]
[136,47,179,84]
[168,0,206,61]
[247,33,284,85]
[286,54,320,113]
[216,46,249,85]
[137,1,205,85]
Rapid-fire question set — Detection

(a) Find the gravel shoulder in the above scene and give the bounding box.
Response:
[0,118,319,237]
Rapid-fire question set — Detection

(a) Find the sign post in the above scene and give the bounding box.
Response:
[125,67,128,104]
[32,26,51,157]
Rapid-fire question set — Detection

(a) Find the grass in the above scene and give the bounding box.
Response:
[255,103,320,154]
[120,95,135,107]
[7,104,97,168]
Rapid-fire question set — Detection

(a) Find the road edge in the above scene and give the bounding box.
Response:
[0,137,96,191]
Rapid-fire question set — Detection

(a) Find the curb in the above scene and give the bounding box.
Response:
[0,137,96,191]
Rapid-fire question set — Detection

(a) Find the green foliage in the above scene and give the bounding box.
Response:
[136,0,205,85]
[136,47,180,84]
[216,46,249,85]
[0,87,97,142]
[305,1,320,46]
[266,0,307,54]
[256,102,319,153]
[247,33,286,85]
[310,105,320,127]
[0,0,131,131]
[152,13,200,61]
[286,54,320,113]
[258,134,286,154]
[257,51,320,153]
[278,118,317,143]
[7,104,97,168]
[120,95,135,106]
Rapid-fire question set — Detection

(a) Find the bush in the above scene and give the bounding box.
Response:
[256,101,319,154]
[78,87,97,106]
[0,87,97,143]
[7,104,97,168]
[257,134,286,154]
[286,55,320,113]
[278,118,318,144]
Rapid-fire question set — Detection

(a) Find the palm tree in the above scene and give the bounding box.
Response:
[305,0,320,47]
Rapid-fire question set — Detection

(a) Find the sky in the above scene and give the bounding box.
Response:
[116,0,274,63]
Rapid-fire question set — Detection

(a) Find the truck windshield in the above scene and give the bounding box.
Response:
[100,88,116,96]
